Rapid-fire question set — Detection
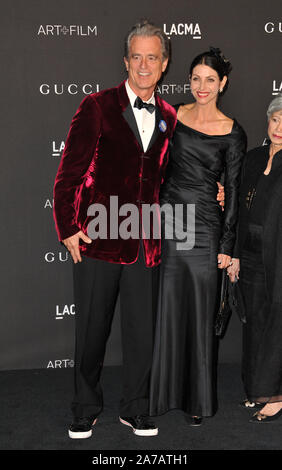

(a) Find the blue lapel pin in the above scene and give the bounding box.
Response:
[159,120,167,132]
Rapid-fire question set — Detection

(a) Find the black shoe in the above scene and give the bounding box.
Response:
[239,399,265,410]
[249,408,282,423]
[68,416,97,439]
[119,415,158,436]
[186,416,203,427]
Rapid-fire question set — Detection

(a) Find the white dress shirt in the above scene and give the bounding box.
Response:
[125,80,156,152]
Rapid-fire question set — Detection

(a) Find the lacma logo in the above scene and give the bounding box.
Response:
[55,304,75,320]
[163,23,201,39]
[38,25,98,37]
[273,80,282,95]
[52,140,65,157]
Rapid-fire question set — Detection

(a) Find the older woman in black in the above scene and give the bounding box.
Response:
[228,95,282,422]
[150,48,246,425]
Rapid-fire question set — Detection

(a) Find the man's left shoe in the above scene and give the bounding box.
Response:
[119,415,158,436]
[68,415,97,439]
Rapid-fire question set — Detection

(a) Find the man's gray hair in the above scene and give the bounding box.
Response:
[267,94,282,120]
[124,20,170,61]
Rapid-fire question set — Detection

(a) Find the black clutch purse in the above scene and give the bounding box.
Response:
[215,270,247,337]
[214,269,231,337]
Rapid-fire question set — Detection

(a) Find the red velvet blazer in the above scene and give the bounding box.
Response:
[53,81,177,267]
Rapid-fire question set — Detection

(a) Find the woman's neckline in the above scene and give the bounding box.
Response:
[177,118,236,137]
[263,145,282,176]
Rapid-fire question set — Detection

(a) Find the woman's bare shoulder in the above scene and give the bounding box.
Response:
[177,102,195,118]
[217,111,234,133]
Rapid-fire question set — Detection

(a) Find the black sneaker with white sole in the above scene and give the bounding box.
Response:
[119,415,158,436]
[68,416,97,439]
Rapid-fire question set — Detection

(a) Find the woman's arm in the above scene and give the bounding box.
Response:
[218,127,247,257]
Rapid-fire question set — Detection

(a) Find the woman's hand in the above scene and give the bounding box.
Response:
[227,258,240,283]
[216,182,225,211]
[217,253,231,269]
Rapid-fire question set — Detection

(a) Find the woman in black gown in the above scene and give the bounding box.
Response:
[227,95,282,423]
[150,48,247,424]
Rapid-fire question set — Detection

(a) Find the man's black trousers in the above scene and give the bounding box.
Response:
[71,248,159,418]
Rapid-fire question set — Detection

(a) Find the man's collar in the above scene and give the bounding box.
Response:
[125,80,155,107]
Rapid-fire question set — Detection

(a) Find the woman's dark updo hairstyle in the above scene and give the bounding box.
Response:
[189,47,232,95]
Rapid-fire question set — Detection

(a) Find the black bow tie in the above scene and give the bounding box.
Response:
[134,96,155,114]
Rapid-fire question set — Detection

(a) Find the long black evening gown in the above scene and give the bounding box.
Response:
[150,106,247,417]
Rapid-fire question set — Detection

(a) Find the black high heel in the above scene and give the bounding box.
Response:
[249,408,282,423]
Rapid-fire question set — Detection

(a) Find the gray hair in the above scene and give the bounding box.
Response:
[124,20,170,62]
[267,94,282,120]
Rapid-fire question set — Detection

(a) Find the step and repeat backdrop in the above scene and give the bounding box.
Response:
[1,0,281,370]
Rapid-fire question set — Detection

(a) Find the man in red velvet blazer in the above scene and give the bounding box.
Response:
[53,21,177,439]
